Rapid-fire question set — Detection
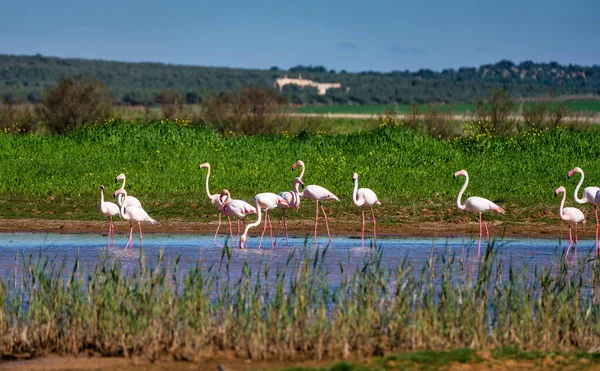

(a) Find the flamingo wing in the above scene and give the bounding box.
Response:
[358,188,380,206]
[562,207,586,224]
[126,206,156,223]
[101,201,120,217]
[302,185,339,201]
[465,196,505,214]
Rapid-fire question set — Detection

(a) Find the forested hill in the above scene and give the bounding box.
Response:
[1,54,599,106]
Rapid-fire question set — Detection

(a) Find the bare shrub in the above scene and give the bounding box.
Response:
[155,89,184,120]
[0,103,39,134]
[201,86,287,135]
[38,76,112,133]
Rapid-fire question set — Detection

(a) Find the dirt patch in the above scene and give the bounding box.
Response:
[0,217,589,241]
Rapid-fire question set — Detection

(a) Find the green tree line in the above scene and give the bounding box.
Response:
[1,54,599,106]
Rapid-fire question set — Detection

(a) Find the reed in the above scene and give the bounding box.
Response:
[1,243,600,361]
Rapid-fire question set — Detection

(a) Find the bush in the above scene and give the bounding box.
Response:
[37,76,112,133]
[201,86,287,135]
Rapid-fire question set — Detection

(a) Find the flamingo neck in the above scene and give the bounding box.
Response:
[203,165,213,200]
[559,190,566,217]
[293,182,301,208]
[242,198,263,240]
[456,174,469,211]
[100,190,105,205]
[352,178,361,206]
[119,177,126,192]
[573,170,586,203]
[119,194,129,220]
[298,163,305,180]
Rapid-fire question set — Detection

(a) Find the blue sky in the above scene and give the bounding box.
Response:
[1,0,598,72]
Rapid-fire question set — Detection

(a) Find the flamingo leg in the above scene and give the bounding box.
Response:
[477,213,483,257]
[361,207,366,248]
[314,200,320,243]
[284,210,289,245]
[274,209,285,246]
[370,204,377,249]
[575,223,579,260]
[237,219,241,248]
[228,216,234,247]
[484,221,490,244]
[138,222,143,248]
[595,205,599,255]
[321,204,332,242]
[566,224,573,260]
[213,212,222,242]
[259,209,269,249]
[107,216,112,247]
[125,223,133,252]
[267,211,274,248]
[110,217,116,246]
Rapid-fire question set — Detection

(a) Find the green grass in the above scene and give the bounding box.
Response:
[296,100,600,115]
[1,119,600,223]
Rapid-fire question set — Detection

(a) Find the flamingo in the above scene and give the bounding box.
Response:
[351,173,381,248]
[453,169,505,256]
[114,173,142,208]
[555,186,586,259]
[199,162,232,241]
[99,185,120,246]
[299,183,339,243]
[240,193,289,249]
[274,177,304,246]
[219,189,257,248]
[114,189,157,251]
[568,167,600,254]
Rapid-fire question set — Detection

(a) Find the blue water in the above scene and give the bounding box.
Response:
[0,232,593,285]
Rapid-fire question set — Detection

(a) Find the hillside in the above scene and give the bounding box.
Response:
[1,54,599,106]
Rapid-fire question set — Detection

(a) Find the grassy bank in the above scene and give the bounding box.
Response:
[2,246,600,362]
[296,100,600,115]
[1,119,600,223]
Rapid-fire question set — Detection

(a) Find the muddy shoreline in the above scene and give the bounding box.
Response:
[0,217,588,240]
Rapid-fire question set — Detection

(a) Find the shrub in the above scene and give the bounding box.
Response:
[37,76,112,133]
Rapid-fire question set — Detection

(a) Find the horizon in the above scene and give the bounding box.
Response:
[1,0,598,73]
[3,53,598,74]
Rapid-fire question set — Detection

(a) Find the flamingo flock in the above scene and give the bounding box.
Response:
[98,162,599,258]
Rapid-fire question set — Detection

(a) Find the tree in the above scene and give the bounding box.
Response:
[38,76,112,133]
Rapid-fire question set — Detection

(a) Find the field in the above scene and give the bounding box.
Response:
[295,99,600,116]
[1,119,600,226]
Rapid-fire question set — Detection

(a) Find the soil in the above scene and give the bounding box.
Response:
[0,217,591,240]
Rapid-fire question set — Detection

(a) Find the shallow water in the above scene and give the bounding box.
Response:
[0,232,593,284]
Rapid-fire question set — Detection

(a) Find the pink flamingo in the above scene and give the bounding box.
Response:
[555,186,586,259]
[568,167,600,254]
[199,162,233,241]
[351,173,381,248]
[99,185,120,246]
[299,183,339,243]
[115,173,142,208]
[275,177,304,246]
[240,193,289,249]
[219,189,257,248]
[114,189,157,251]
[454,169,505,256]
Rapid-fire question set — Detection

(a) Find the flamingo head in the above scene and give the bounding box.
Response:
[292,160,304,170]
[100,185,105,192]
[555,186,566,197]
[114,188,127,198]
[294,177,304,188]
[352,172,358,181]
[199,162,210,170]
[567,167,582,178]
[115,173,126,183]
[219,189,230,205]
[453,169,467,179]
[240,234,247,248]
